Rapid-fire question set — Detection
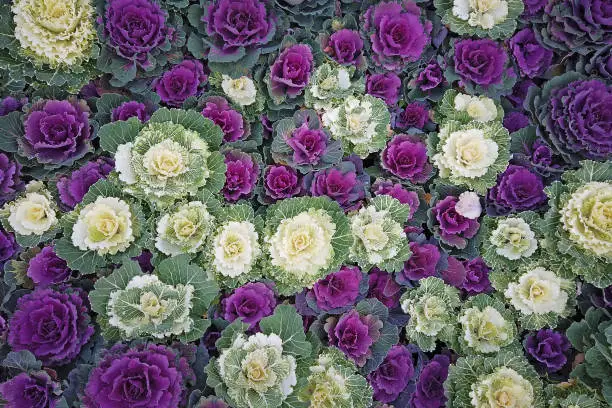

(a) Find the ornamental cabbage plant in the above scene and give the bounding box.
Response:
[99,108,226,207]
[349,195,411,273]
[400,277,461,351]
[430,119,510,194]
[90,255,219,342]
[206,305,312,408]
[264,196,351,295]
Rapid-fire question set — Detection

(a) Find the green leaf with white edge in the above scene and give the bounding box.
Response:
[567,160,612,184]
[215,319,250,350]
[260,305,312,358]
[54,237,108,275]
[149,108,224,148]
[372,195,411,224]
[13,226,58,248]
[156,254,219,315]
[89,260,142,316]
[98,116,142,153]
[80,179,124,205]
[179,318,212,343]
[203,151,227,194]
[0,111,22,153]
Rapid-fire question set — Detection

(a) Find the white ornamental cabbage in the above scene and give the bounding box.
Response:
[434,127,499,179]
[452,0,509,29]
[490,217,538,260]
[459,305,514,353]
[469,367,534,408]
[268,209,335,277]
[5,183,57,236]
[504,267,571,315]
[221,75,258,106]
[217,333,297,408]
[453,93,499,122]
[71,196,135,256]
[155,201,215,256]
[107,274,195,340]
[212,220,261,278]
[12,0,96,66]
[560,181,612,258]
[322,94,391,158]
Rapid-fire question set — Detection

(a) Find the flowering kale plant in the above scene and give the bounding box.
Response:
[0,0,610,407]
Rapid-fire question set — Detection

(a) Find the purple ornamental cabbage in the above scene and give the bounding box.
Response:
[21,99,91,165]
[521,0,547,16]
[27,246,72,287]
[56,157,114,210]
[410,354,450,408]
[509,28,554,79]
[286,123,329,166]
[430,196,480,249]
[367,345,414,403]
[325,309,382,366]
[453,38,509,87]
[367,268,403,309]
[461,257,492,295]
[154,60,207,107]
[381,133,432,183]
[203,0,276,61]
[0,152,24,205]
[201,96,248,142]
[83,343,194,408]
[366,73,402,106]
[222,282,277,329]
[529,75,612,163]
[0,372,61,408]
[525,329,571,372]
[269,44,313,99]
[503,111,530,133]
[111,101,150,122]
[400,242,442,282]
[362,1,432,72]
[576,45,612,80]
[262,164,301,202]
[542,0,612,53]
[324,29,365,66]
[486,165,548,216]
[0,227,19,264]
[505,79,537,108]
[0,97,25,116]
[222,150,259,202]
[312,266,363,311]
[414,60,446,91]
[8,287,94,366]
[394,102,429,130]
[303,156,369,211]
[104,0,173,66]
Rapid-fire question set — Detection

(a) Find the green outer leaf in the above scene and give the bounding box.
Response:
[156,254,220,315]
[149,108,223,148]
[259,305,313,358]
[372,195,411,224]
[203,151,227,194]
[0,111,23,153]
[89,260,142,316]
[98,116,143,153]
